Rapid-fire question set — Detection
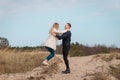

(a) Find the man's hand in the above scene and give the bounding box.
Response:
[66,29,70,31]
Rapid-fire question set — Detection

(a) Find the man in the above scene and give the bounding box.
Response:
[56,23,72,74]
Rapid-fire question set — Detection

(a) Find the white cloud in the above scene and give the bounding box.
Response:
[80,12,103,20]
[106,0,120,11]
[94,0,120,12]
[0,0,80,16]
[0,0,120,17]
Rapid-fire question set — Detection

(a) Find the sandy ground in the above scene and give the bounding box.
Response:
[0,53,120,80]
[52,55,97,80]
[52,54,120,80]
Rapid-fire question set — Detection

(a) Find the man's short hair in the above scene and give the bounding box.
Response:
[67,23,71,28]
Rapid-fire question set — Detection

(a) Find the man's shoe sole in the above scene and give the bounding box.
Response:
[62,71,70,74]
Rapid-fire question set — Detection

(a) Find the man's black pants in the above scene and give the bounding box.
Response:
[63,45,70,70]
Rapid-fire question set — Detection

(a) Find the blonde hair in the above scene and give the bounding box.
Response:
[49,23,59,34]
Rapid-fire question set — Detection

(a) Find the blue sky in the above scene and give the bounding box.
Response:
[0,0,120,47]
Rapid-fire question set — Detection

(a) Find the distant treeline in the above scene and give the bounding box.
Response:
[56,42,120,56]
[0,46,46,52]
[0,42,120,56]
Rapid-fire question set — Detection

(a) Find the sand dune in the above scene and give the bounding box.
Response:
[53,53,120,80]
[0,53,120,80]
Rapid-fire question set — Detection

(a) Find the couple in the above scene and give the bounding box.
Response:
[43,23,72,74]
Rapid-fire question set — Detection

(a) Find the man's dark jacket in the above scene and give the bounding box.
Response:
[56,31,71,47]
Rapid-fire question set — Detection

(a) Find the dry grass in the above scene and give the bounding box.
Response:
[109,64,120,80]
[91,72,111,80]
[27,56,62,80]
[91,53,120,63]
[101,55,114,62]
[0,48,61,74]
[101,53,120,62]
[91,63,120,80]
[89,53,120,80]
[40,56,62,76]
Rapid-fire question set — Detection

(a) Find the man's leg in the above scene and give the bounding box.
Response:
[62,46,70,73]
[63,49,70,69]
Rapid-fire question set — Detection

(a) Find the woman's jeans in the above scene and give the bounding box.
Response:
[45,47,55,61]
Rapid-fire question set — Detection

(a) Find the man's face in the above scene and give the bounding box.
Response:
[65,24,70,29]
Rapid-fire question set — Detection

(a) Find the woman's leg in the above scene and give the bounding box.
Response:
[46,47,55,61]
[43,47,55,66]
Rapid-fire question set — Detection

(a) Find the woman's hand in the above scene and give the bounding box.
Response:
[51,31,56,36]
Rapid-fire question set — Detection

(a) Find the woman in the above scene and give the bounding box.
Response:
[42,23,68,66]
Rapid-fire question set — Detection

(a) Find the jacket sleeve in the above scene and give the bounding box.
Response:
[53,28,67,34]
[56,32,69,40]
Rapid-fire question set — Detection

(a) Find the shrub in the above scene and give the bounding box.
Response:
[69,43,85,57]
[0,37,9,48]
[101,46,110,53]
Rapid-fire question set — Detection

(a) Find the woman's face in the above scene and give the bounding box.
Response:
[55,25,59,30]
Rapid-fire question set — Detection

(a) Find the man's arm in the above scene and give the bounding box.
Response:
[56,32,69,40]
[53,28,67,34]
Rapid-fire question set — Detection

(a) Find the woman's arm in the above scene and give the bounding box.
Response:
[53,28,67,34]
